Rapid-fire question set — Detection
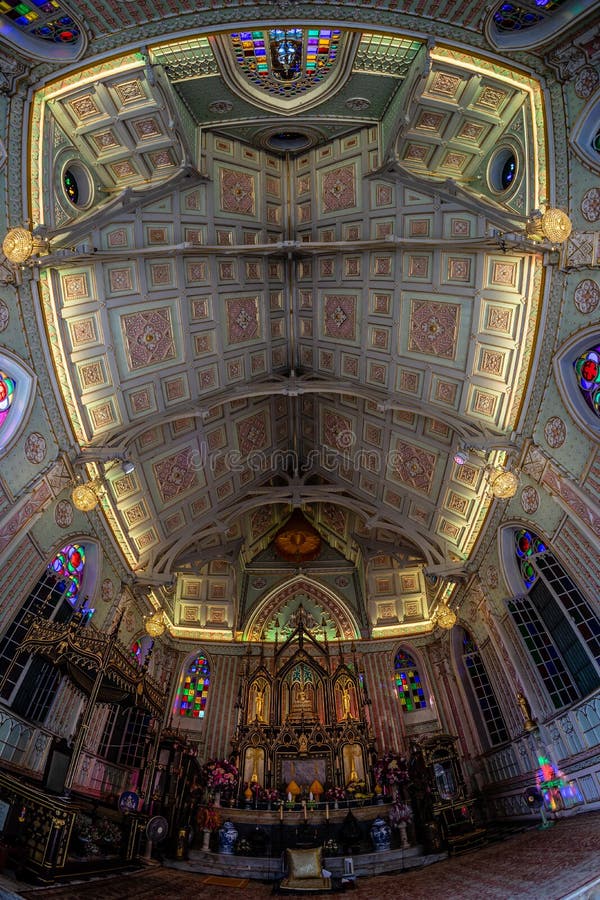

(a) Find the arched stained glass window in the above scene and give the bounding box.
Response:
[131,635,153,666]
[229,28,341,98]
[492,0,567,32]
[462,631,508,745]
[1,1,80,43]
[508,528,600,708]
[131,640,143,663]
[51,543,85,604]
[574,345,600,417]
[0,372,15,430]
[394,649,426,712]
[515,528,547,589]
[179,654,210,718]
[0,542,87,720]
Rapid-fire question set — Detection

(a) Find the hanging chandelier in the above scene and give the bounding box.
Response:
[488,466,519,499]
[71,479,102,511]
[436,605,457,630]
[145,610,166,638]
[2,227,49,264]
[525,208,572,244]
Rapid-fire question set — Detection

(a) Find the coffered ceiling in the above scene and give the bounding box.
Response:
[28,23,547,641]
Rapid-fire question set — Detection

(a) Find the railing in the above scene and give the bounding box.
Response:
[480,687,600,819]
[0,707,53,776]
[72,751,139,801]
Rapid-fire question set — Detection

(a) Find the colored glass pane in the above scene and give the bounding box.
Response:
[492,0,566,31]
[50,543,85,604]
[515,528,547,588]
[63,169,79,204]
[178,653,210,718]
[0,371,15,430]
[229,27,341,99]
[394,650,426,712]
[574,346,600,417]
[1,0,79,41]
[131,640,142,663]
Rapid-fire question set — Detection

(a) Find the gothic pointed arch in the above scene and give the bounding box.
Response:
[500,524,600,710]
[394,645,428,713]
[554,325,600,434]
[0,537,100,723]
[0,1,86,61]
[452,626,509,747]
[210,28,360,116]
[0,349,37,457]
[242,574,361,642]
[175,649,211,720]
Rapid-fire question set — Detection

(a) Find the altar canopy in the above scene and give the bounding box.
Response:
[233,619,373,798]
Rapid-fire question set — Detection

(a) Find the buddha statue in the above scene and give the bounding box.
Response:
[290,684,315,718]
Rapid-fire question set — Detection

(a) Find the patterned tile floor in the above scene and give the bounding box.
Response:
[6,810,600,900]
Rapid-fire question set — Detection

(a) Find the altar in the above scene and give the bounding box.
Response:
[231,614,374,802]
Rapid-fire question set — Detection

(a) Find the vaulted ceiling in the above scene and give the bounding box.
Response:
[29,21,548,642]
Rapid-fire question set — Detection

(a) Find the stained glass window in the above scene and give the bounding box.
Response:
[394,649,426,712]
[462,631,508,745]
[0,543,86,719]
[131,640,142,664]
[0,371,15,431]
[0,0,80,43]
[574,345,600,417]
[179,653,210,718]
[50,543,85,604]
[515,528,547,589]
[492,0,567,32]
[229,28,341,98]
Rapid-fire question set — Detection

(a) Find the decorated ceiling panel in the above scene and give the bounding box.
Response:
[31,24,547,640]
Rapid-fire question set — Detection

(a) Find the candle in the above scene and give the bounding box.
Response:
[288,791,292,802]
[279,803,283,821]
[309,791,313,801]
[302,800,307,820]
[325,802,329,821]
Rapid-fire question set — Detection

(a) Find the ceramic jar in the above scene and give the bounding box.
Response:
[370,816,392,852]
[218,819,238,854]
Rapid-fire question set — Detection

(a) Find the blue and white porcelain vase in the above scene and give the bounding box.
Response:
[370,816,392,852]
[218,819,238,854]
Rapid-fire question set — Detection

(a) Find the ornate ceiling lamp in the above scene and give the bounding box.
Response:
[436,605,457,630]
[274,509,322,563]
[145,610,166,638]
[71,479,103,511]
[2,227,49,264]
[525,208,572,244]
[488,466,519,499]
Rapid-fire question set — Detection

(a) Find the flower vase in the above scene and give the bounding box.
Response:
[370,816,392,852]
[334,801,339,810]
[398,821,409,849]
[202,830,211,851]
[218,820,238,855]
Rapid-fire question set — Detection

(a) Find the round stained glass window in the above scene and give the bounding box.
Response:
[61,161,93,208]
[501,155,517,189]
[63,169,79,205]
[488,147,519,193]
